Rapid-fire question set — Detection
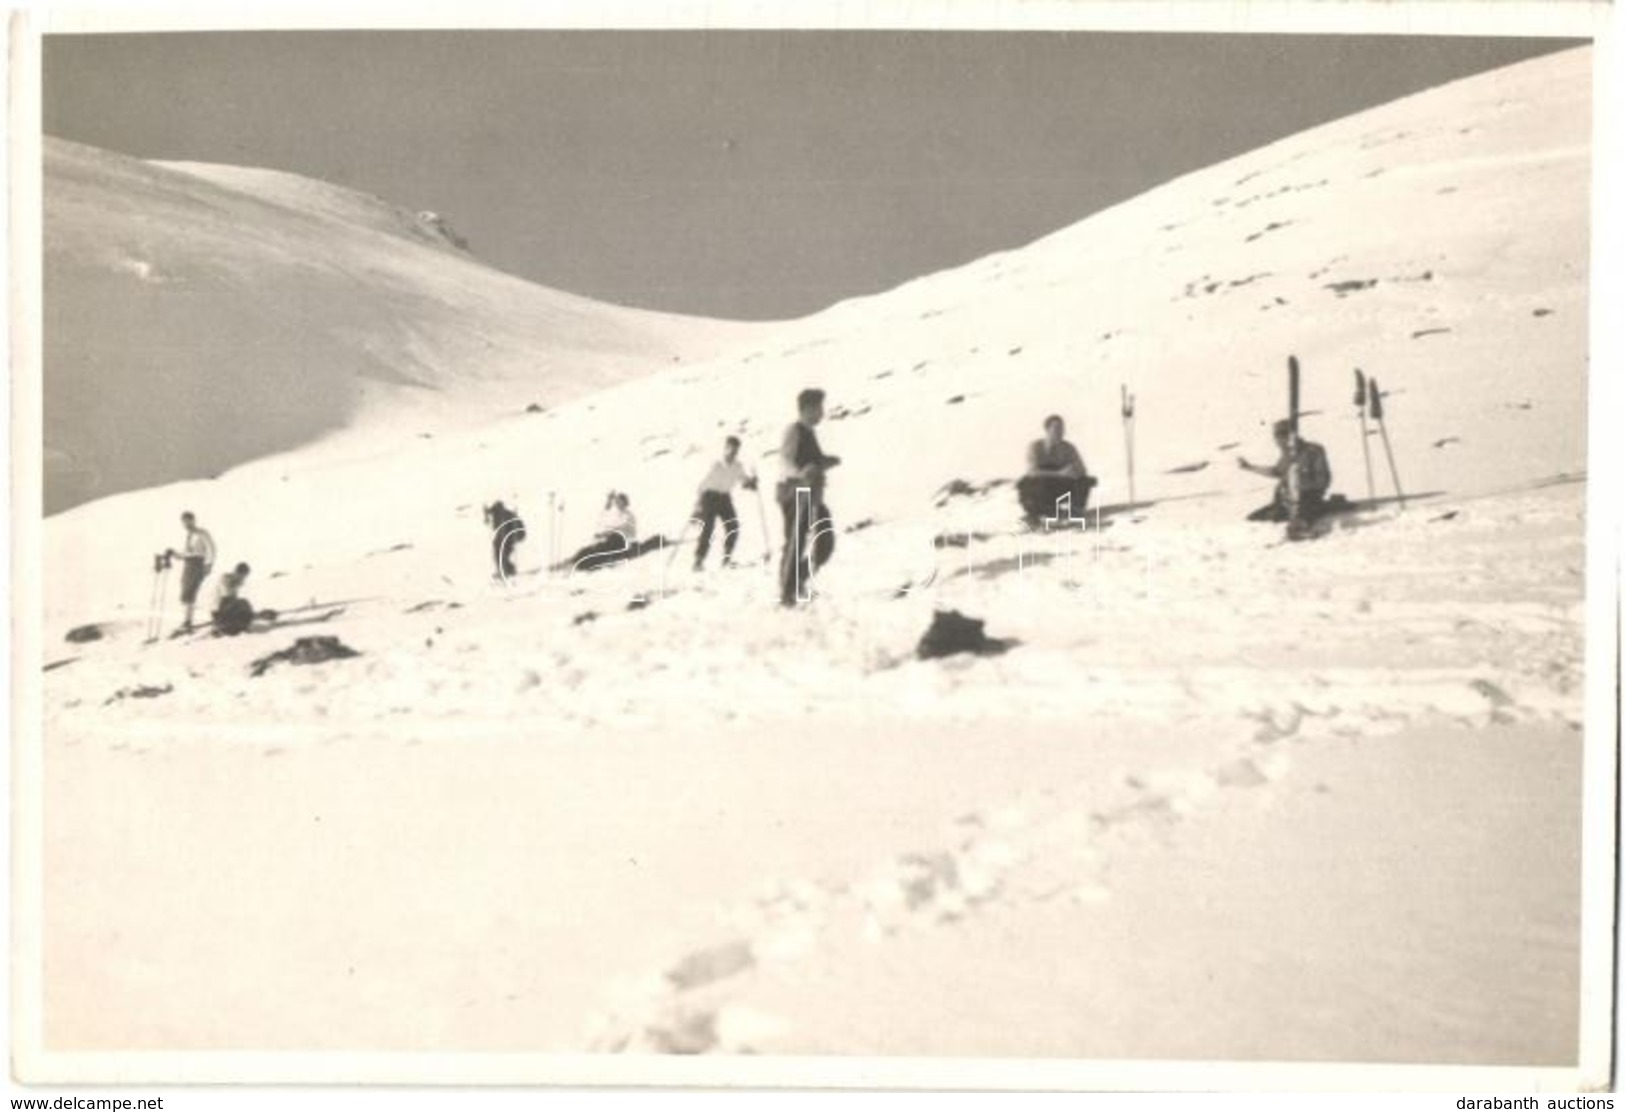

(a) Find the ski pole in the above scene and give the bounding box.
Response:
[149,555,171,642]
[552,497,565,566]
[146,557,163,642]
[1120,385,1136,506]
[1286,355,1303,526]
[545,492,557,567]
[1353,369,1376,502]
[751,481,772,568]
[664,513,695,573]
[1368,376,1406,510]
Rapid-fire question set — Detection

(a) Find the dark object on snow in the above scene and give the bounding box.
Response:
[526,402,547,413]
[249,636,360,678]
[213,597,256,636]
[1019,473,1096,526]
[566,534,668,574]
[932,476,1011,508]
[65,624,104,644]
[932,531,994,549]
[916,610,1016,661]
[573,611,599,626]
[104,683,173,705]
[666,940,755,990]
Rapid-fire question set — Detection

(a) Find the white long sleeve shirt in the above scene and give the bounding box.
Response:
[598,506,638,544]
[183,527,216,565]
[698,458,751,495]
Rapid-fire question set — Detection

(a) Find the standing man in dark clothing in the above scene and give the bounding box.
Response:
[1018,415,1097,528]
[692,436,758,571]
[777,388,841,607]
[484,500,527,581]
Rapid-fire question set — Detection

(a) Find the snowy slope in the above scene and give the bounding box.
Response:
[34,48,1595,1072]
[43,138,761,512]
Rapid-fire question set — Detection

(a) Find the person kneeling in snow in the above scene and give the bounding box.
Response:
[211,562,256,636]
[1018,415,1097,528]
[1239,419,1333,523]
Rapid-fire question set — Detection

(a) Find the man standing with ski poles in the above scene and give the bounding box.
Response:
[163,511,217,633]
[691,436,759,572]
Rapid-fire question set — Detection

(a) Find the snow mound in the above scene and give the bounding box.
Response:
[44,138,764,513]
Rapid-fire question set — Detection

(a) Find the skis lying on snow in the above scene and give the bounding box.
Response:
[160,606,348,642]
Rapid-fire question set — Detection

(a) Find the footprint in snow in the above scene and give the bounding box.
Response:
[666,940,755,992]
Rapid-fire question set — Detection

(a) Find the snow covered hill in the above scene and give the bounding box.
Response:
[43,138,760,513]
[33,47,1596,1075]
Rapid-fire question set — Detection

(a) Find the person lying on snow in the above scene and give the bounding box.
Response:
[211,562,256,636]
[1017,414,1097,528]
[558,491,663,572]
[1239,419,1333,523]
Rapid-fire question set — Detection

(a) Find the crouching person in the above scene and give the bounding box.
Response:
[1018,414,1097,528]
[212,562,256,636]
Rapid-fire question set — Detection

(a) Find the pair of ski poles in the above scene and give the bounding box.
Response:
[1354,368,1405,508]
[1121,385,1137,508]
[145,552,173,642]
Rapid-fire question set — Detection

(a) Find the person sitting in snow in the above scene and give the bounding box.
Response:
[211,562,256,636]
[484,500,526,581]
[560,490,640,573]
[1018,415,1097,528]
[1239,419,1333,523]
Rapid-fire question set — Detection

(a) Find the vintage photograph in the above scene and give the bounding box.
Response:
[12,2,1611,1092]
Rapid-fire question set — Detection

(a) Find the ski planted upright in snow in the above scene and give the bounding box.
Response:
[1284,355,1308,540]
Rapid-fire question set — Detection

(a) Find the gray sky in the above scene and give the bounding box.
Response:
[43,31,1576,320]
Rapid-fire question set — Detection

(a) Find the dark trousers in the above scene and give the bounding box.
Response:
[568,534,632,573]
[778,486,833,606]
[492,525,522,578]
[694,491,740,567]
[1018,473,1095,524]
[179,556,208,605]
[1248,489,1327,523]
[213,596,254,636]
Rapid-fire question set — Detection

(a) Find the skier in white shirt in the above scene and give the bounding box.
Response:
[691,436,758,571]
[163,511,216,632]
